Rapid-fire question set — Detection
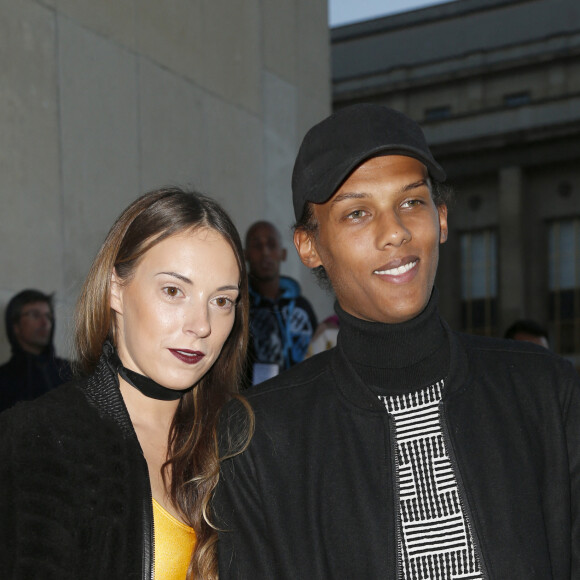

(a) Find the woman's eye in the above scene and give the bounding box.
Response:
[347,209,367,219]
[403,199,423,208]
[214,296,234,309]
[163,286,182,298]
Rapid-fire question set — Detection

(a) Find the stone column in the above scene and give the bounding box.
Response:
[498,166,525,330]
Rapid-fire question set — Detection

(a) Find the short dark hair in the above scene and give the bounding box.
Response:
[293,178,454,289]
[4,289,54,352]
[504,319,549,342]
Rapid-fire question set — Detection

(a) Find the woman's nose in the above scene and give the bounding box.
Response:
[183,304,211,338]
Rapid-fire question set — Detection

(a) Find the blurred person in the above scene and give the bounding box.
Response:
[215,104,580,579]
[505,318,550,349]
[0,289,72,412]
[244,220,317,384]
[0,188,253,579]
[306,313,339,357]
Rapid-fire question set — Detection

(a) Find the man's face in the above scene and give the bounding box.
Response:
[13,301,53,355]
[295,155,448,324]
[245,222,287,282]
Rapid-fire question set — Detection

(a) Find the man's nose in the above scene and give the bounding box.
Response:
[376,211,412,248]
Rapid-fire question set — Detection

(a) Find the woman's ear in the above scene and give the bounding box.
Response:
[110,269,123,315]
[294,229,322,269]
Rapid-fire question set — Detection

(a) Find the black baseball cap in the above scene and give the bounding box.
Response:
[291,103,446,221]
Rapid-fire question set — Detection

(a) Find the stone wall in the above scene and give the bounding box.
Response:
[0,0,332,360]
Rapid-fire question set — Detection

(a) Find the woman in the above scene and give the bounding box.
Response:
[0,187,252,579]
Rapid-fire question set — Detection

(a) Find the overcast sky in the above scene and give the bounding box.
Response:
[329,0,449,27]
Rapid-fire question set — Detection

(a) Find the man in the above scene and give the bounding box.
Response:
[505,318,550,349]
[0,289,71,412]
[215,104,580,578]
[245,220,317,385]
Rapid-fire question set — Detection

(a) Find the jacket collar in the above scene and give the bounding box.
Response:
[330,319,470,411]
[82,341,137,439]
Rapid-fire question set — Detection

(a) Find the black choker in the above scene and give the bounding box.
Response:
[117,366,193,401]
[109,347,193,401]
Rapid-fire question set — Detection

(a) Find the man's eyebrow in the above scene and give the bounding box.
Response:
[156,271,192,284]
[331,179,429,204]
[330,192,369,205]
[401,179,429,193]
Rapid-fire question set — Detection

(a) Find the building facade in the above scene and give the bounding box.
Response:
[332,0,580,365]
[0,0,332,361]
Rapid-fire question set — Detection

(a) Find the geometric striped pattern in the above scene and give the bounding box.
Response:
[379,380,485,580]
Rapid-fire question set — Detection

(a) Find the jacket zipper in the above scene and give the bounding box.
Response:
[439,402,490,580]
[146,488,155,580]
[140,454,155,580]
[387,414,402,580]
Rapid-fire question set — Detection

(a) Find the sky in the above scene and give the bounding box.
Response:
[329,0,449,27]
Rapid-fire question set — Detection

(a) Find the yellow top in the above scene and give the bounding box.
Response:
[153,498,197,580]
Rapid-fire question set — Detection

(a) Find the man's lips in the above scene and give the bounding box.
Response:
[374,257,419,276]
[168,349,205,365]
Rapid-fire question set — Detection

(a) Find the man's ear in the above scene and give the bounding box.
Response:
[294,229,322,269]
[438,204,448,244]
[110,269,124,315]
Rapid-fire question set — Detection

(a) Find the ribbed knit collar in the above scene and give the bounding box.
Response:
[336,288,449,392]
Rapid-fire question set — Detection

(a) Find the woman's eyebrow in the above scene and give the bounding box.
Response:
[156,271,192,284]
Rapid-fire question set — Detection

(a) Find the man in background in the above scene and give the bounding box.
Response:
[505,318,550,349]
[244,220,317,385]
[0,289,71,412]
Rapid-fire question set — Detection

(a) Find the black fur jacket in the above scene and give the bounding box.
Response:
[0,343,153,580]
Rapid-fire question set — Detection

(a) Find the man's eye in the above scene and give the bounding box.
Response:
[347,209,366,219]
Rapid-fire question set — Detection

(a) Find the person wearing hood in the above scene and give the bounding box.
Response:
[0,289,72,413]
[244,220,317,385]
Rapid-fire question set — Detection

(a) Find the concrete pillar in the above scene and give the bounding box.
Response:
[498,166,525,330]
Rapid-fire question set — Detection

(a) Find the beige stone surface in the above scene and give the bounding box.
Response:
[135,0,203,83]
[296,0,330,102]
[57,17,140,294]
[139,58,209,191]
[0,0,62,298]
[203,98,264,232]
[201,0,261,114]
[54,0,136,49]
[262,0,296,83]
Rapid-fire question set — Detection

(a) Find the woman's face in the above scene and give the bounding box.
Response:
[111,228,240,391]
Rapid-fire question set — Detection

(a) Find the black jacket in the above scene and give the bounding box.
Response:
[215,325,580,579]
[0,348,72,413]
[0,343,152,580]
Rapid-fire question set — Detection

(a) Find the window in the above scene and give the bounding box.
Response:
[425,106,451,121]
[549,218,580,354]
[461,229,498,336]
[503,91,531,107]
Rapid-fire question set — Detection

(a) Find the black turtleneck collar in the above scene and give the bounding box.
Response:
[336,288,449,393]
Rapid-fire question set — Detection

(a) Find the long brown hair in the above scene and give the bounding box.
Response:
[75,187,252,579]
